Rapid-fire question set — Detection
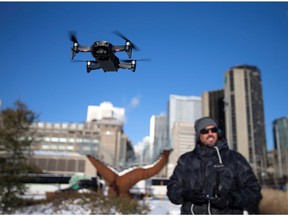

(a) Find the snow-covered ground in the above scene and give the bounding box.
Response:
[15,198,180,215]
[145,198,180,215]
[15,184,181,215]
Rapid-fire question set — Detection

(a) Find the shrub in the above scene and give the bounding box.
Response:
[13,191,150,214]
[259,188,288,214]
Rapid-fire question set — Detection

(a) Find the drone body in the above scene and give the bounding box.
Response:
[70,32,138,73]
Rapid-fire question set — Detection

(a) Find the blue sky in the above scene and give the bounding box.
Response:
[1,2,288,151]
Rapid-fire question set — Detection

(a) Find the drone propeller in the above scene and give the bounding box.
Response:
[122,58,151,63]
[69,31,79,44]
[70,60,86,63]
[71,60,98,64]
[113,31,140,51]
[69,31,80,60]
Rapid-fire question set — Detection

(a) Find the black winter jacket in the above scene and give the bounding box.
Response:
[167,140,261,214]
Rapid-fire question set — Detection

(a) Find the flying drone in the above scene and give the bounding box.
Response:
[70,31,146,73]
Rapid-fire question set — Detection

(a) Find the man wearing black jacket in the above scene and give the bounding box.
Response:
[167,117,261,214]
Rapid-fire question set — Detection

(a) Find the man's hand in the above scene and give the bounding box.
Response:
[211,191,235,209]
[181,189,205,204]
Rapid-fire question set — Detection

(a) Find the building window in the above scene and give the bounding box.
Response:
[42,144,50,150]
[44,137,50,142]
[59,138,67,143]
[54,123,60,129]
[58,145,66,150]
[67,146,74,151]
[37,123,44,128]
[50,145,57,150]
[51,137,59,142]
[46,123,52,128]
[68,138,75,143]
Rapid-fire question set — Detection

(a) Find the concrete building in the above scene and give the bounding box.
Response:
[170,121,195,168]
[28,102,134,177]
[168,95,201,137]
[150,115,169,159]
[224,65,268,183]
[31,121,100,157]
[150,115,169,177]
[201,89,226,138]
[167,94,201,176]
[273,116,288,182]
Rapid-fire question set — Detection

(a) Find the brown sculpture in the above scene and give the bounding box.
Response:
[86,149,172,197]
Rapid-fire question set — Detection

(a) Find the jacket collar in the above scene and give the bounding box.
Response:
[194,139,228,158]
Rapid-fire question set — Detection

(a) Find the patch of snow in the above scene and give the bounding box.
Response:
[14,198,180,215]
[14,183,181,215]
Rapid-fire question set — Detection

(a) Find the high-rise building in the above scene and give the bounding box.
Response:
[202,89,226,138]
[224,65,268,182]
[150,115,169,158]
[86,102,131,167]
[150,115,169,177]
[266,150,279,185]
[168,95,201,136]
[96,118,129,167]
[167,94,201,176]
[272,116,288,181]
[170,121,195,165]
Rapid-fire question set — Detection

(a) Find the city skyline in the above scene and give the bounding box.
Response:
[1,2,288,151]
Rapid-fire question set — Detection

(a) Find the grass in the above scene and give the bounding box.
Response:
[259,188,288,214]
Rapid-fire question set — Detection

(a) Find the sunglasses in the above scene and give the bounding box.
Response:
[200,127,218,135]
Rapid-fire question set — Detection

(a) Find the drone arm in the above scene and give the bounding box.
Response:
[118,62,130,69]
[113,45,132,58]
[119,61,136,72]
[77,46,92,52]
[71,45,92,60]
[86,60,101,73]
[112,45,125,53]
